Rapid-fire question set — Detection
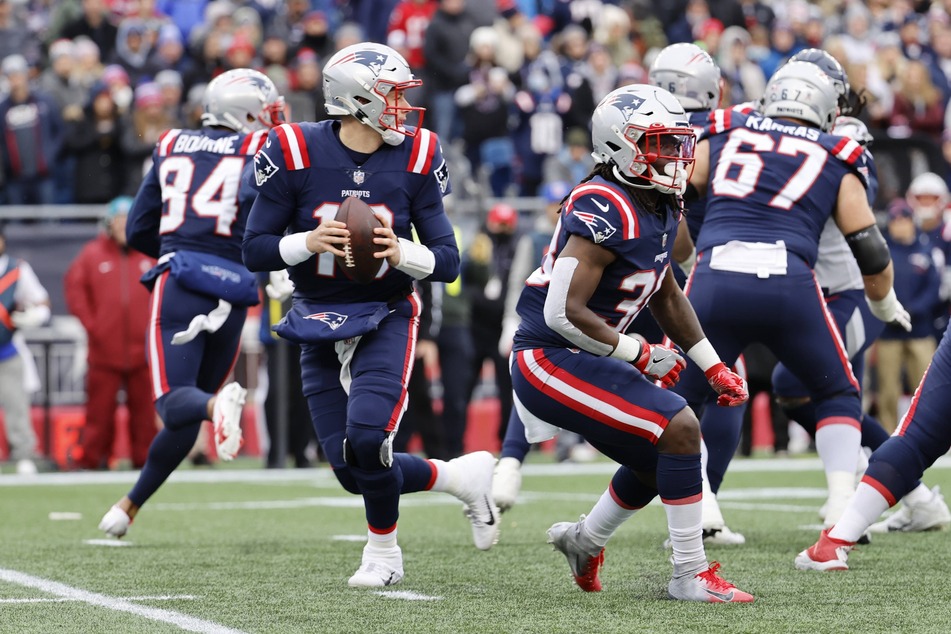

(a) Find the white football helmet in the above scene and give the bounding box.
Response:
[832,116,872,147]
[648,42,721,111]
[591,84,695,194]
[761,61,838,132]
[323,42,424,146]
[201,68,284,133]
[789,48,851,114]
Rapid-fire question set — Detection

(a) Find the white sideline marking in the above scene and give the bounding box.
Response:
[331,535,367,542]
[49,512,82,520]
[0,594,198,604]
[2,455,950,487]
[373,590,442,601]
[83,539,133,547]
[0,568,246,634]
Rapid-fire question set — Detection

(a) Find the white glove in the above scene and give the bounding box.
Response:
[867,288,912,332]
[11,304,50,329]
[498,315,519,358]
[265,269,294,302]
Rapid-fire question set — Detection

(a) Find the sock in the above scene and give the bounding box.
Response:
[584,468,656,548]
[128,425,201,507]
[367,526,398,550]
[425,458,451,492]
[657,453,705,575]
[815,417,861,476]
[829,482,890,543]
[393,453,438,492]
[500,410,532,461]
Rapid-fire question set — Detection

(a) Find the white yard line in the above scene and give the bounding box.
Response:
[373,590,442,601]
[0,569,246,634]
[0,594,197,604]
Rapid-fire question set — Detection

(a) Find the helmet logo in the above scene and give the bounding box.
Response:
[330,50,388,77]
[609,93,644,120]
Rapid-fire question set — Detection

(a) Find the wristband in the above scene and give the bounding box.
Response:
[610,334,642,362]
[279,232,313,266]
[394,237,435,279]
[686,338,720,373]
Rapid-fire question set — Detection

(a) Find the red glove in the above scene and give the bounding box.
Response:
[632,336,687,388]
[705,362,748,406]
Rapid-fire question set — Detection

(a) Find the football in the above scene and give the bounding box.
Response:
[334,196,385,284]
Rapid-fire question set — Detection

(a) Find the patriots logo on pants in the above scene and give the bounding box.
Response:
[305,312,349,330]
[572,211,617,244]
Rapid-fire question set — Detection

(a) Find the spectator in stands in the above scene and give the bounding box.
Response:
[285,48,327,123]
[718,25,766,106]
[890,60,946,141]
[0,223,50,475]
[60,0,119,63]
[0,55,64,206]
[593,4,637,67]
[63,80,127,204]
[585,43,618,104]
[543,126,594,188]
[876,200,943,432]
[40,39,87,205]
[758,19,804,79]
[102,64,133,115]
[456,27,516,197]
[120,82,178,196]
[906,171,951,338]
[64,197,157,470]
[112,19,154,85]
[553,24,596,132]
[422,0,476,144]
[154,69,185,122]
[0,0,41,68]
[294,10,334,61]
[387,0,438,76]
[73,37,104,92]
[144,24,199,89]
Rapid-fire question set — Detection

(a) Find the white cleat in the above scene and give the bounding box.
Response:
[702,525,746,545]
[868,486,951,533]
[98,505,131,539]
[15,459,37,475]
[492,457,523,513]
[667,562,754,602]
[448,451,500,550]
[348,545,404,588]
[212,382,246,461]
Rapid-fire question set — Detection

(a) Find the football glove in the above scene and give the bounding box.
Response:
[705,362,748,407]
[265,269,294,302]
[632,336,687,388]
[866,288,912,332]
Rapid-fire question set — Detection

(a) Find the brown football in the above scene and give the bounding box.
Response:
[334,196,385,284]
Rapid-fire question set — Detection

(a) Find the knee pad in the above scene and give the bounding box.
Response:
[343,427,394,471]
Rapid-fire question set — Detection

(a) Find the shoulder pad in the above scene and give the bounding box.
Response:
[407,128,439,174]
[564,182,639,241]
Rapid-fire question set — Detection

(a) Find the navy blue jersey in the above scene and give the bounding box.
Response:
[126,128,268,262]
[683,109,713,243]
[514,176,680,351]
[697,110,867,267]
[243,121,458,304]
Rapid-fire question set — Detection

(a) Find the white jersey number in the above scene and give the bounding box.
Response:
[712,129,828,210]
[158,156,245,235]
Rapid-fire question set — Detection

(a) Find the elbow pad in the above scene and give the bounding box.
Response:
[845,224,890,275]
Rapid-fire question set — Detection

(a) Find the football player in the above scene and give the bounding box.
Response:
[98,68,285,538]
[796,324,951,570]
[241,43,499,588]
[675,61,911,530]
[773,113,950,532]
[648,42,747,546]
[511,84,754,602]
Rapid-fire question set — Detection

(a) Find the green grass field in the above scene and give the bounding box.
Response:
[2,456,951,634]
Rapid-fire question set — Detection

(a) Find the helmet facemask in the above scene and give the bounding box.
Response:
[617,123,696,194]
[368,77,424,145]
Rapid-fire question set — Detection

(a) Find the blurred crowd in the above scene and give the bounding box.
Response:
[3,0,951,465]
[4,0,951,204]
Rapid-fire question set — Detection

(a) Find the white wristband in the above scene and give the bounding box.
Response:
[610,334,642,362]
[686,338,720,372]
[278,232,313,266]
[394,237,435,279]
[866,287,897,320]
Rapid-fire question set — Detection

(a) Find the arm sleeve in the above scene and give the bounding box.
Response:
[126,162,163,258]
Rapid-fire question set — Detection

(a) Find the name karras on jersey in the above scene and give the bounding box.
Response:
[745,115,821,141]
[173,134,240,154]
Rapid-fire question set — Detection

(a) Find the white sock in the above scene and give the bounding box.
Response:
[902,483,933,507]
[583,488,638,548]
[815,418,861,475]
[829,483,890,543]
[367,527,398,550]
[664,498,706,576]
[427,459,451,492]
